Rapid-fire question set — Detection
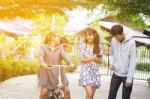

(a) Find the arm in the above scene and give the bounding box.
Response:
[39,45,47,68]
[126,41,136,83]
[109,39,115,70]
[60,46,73,65]
[93,45,103,64]
[109,41,114,65]
[80,44,95,64]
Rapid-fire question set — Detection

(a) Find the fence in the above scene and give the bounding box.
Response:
[134,37,150,80]
[72,41,150,81]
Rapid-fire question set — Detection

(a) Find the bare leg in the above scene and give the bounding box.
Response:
[64,86,71,99]
[85,86,95,99]
[40,87,48,99]
[92,86,96,97]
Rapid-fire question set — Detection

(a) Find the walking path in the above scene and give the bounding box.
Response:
[0,73,149,99]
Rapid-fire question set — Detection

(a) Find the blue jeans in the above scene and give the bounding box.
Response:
[108,73,133,99]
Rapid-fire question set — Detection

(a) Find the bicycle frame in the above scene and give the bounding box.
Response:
[47,65,69,99]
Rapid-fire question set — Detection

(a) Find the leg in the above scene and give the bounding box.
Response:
[122,78,133,99]
[40,87,48,99]
[92,86,97,98]
[85,86,95,99]
[64,86,71,99]
[108,73,122,99]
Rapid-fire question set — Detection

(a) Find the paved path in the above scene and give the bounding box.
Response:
[0,73,149,99]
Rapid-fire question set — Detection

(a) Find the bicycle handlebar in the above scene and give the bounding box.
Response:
[52,65,70,67]
[47,65,70,69]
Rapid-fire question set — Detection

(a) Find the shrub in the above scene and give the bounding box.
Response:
[136,62,150,72]
[148,78,150,87]
[0,60,40,82]
[137,46,150,58]
[0,58,78,82]
[62,53,79,72]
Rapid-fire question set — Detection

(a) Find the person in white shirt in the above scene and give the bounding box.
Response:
[108,25,136,99]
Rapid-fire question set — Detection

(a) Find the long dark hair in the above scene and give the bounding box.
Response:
[84,28,100,55]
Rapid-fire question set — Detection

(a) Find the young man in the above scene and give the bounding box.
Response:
[60,37,69,52]
[108,25,136,99]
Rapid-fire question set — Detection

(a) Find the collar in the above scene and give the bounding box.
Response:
[46,44,60,51]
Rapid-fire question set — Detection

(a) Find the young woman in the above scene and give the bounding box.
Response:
[38,32,73,99]
[79,28,102,99]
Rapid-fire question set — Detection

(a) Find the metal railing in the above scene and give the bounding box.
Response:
[72,41,150,81]
[134,37,150,80]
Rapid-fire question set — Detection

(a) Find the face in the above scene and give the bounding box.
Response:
[62,43,69,52]
[85,32,94,43]
[114,34,125,42]
[51,35,60,45]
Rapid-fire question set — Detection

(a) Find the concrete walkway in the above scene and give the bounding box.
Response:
[0,73,149,99]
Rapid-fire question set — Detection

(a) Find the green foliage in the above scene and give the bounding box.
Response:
[84,0,150,29]
[1,0,150,29]
[136,62,150,72]
[61,52,79,72]
[102,0,150,29]
[137,46,150,58]
[0,35,34,60]
[0,58,78,82]
[148,77,150,87]
[0,60,40,82]
[32,14,67,35]
[0,0,81,19]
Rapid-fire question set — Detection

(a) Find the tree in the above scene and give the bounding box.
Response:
[0,0,150,28]
[85,0,150,28]
[0,0,80,19]
[32,14,68,35]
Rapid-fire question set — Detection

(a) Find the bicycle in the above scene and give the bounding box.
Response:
[47,65,69,99]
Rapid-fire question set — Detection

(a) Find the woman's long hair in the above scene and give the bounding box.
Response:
[84,28,100,55]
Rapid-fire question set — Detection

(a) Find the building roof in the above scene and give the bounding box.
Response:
[99,21,150,45]
[0,20,32,38]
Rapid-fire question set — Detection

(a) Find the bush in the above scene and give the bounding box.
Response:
[137,46,150,58]
[62,53,79,72]
[148,78,150,87]
[0,58,78,82]
[0,60,40,82]
[136,62,150,72]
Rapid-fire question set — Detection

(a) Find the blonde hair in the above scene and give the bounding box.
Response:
[44,32,58,44]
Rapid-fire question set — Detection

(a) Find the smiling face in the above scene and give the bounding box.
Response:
[51,34,60,45]
[85,32,95,44]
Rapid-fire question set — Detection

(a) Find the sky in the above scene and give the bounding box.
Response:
[64,5,106,35]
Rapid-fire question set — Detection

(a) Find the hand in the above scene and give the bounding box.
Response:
[109,64,115,71]
[94,57,102,64]
[41,64,50,69]
[70,64,75,69]
[125,81,132,87]
[68,64,75,72]
[85,55,94,59]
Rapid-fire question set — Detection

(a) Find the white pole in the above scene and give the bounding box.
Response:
[51,14,55,31]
